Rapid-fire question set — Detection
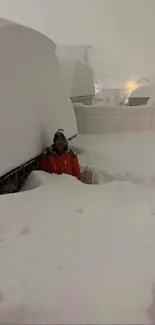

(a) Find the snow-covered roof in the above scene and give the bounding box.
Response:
[146,75,155,86]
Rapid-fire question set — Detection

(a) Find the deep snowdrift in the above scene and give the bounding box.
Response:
[0,171,155,324]
[1,131,155,323]
[72,131,155,186]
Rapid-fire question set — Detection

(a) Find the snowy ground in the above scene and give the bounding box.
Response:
[1,132,155,323]
[72,131,155,186]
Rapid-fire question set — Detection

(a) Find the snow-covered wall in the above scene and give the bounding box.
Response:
[0,20,77,176]
[74,103,155,134]
[58,59,95,98]
[71,61,94,97]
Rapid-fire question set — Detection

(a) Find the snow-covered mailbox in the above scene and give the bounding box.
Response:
[0,18,77,194]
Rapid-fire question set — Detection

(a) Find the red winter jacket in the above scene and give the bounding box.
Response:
[40,146,80,180]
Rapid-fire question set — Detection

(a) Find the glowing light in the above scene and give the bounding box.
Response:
[127,82,136,95]
[95,84,100,94]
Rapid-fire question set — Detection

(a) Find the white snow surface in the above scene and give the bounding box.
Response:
[58,58,95,98]
[1,132,155,323]
[130,85,155,98]
[72,131,155,186]
[0,21,77,177]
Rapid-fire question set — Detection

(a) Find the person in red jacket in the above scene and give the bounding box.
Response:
[40,129,81,180]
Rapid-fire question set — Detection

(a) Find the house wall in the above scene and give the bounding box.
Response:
[58,58,95,98]
[71,61,94,97]
[99,88,128,105]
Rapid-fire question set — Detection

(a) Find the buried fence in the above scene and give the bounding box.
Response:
[74,103,155,134]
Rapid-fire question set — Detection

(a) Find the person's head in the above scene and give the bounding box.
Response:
[53,129,68,154]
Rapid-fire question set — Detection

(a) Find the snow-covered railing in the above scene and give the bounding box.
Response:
[0,154,42,194]
[74,103,155,134]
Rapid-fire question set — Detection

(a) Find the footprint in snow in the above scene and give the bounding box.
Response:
[57,265,65,271]
[147,282,155,324]
[0,226,6,249]
[76,208,84,214]
[0,290,4,304]
[0,303,26,324]
[19,225,29,236]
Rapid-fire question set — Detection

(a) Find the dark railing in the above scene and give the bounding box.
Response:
[128,97,150,106]
[0,134,77,195]
[0,154,42,195]
[71,95,94,105]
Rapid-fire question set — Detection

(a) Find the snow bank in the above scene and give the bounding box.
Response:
[72,131,155,186]
[0,20,77,177]
[21,171,54,191]
[0,171,155,323]
[130,85,155,99]
[74,102,155,134]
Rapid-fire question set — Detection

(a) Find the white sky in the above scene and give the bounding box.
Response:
[0,0,154,87]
